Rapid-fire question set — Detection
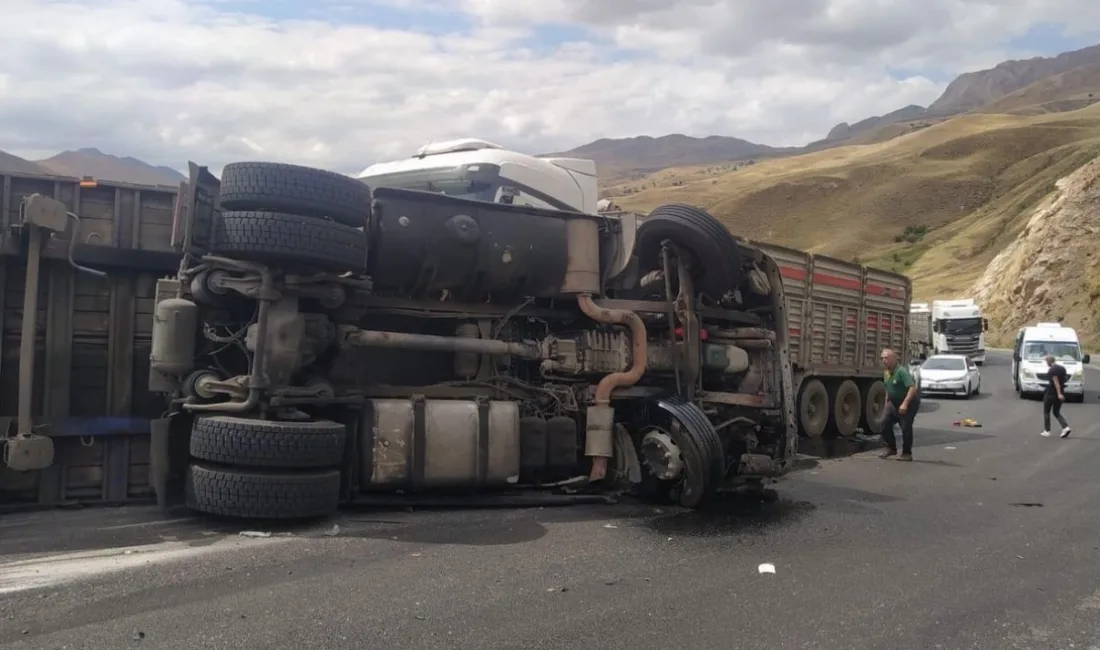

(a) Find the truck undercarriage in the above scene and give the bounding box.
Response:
[131,161,797,519]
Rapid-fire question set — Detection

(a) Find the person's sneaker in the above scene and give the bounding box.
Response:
[1060,426,1072,439]
[880,448,897,459]
[896,453,913,462]
[1040,430,1052,437]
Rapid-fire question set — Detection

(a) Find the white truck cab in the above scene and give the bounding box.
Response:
[1012,322,1090,401]
[356,138,600,214]
[931,298,988,364]
[356,138,638,279]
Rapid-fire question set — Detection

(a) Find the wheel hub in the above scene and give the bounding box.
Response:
[640,428,684,481]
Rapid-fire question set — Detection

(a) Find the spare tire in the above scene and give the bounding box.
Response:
[635,203,744,298]
[211,210,367,272]
[219,162,371,227]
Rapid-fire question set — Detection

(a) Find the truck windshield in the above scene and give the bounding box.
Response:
[361,168,498,202]
[1023,341,1081,362]
[941,317,982,334]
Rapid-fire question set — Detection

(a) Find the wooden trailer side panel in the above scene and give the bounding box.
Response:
[757,242,911,378]
[0,172,178,508]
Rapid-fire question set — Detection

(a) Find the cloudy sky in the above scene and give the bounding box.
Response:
[3,0,1100,174]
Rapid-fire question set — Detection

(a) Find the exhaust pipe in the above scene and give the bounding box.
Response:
[576,294,647,481]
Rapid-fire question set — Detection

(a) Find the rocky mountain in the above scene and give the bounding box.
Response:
[561,42,1100,180]
[972,155,1100,345]
[822,105,930,142]
[0,150,50,175]
[930,43,1100,115]
[547,134,797,182]
[812,44,1100,151]
[977,62,1100,115]
[35,148,185,186]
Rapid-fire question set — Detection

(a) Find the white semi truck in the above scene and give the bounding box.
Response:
[930,299,988,365]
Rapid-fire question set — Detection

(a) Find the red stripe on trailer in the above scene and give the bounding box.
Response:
[779,265,902,298]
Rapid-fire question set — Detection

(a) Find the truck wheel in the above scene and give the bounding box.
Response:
[190,416,347,469]
[635,203,744,298]
[829,379,862,436]
[798,379,829,437]
[640,397,724,508]
[219,162,371,228]
[212,211,367,272]
[185,463,341,519]
[861,380,887,435]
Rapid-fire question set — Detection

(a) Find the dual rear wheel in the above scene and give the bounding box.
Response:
[186,161,369,519]
[798,377,887,439]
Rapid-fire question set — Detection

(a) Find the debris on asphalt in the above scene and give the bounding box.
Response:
[238,531,272,538]
[1010,502,1044,508]
[322,524,340,537]
[758,563,776,574]
[953,418,982,427]
[944,446,957,450]
[602,523,618,529]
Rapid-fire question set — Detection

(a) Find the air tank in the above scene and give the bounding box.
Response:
[150,297,198,378]
[369,187,597,301]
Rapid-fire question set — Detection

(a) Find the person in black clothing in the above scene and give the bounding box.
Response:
[1040,354,1072,439]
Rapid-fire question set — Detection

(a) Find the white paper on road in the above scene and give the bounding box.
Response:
[758,563,776,574]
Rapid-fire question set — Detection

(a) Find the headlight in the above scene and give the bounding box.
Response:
[1022,369,1035,379]
[1073,368,1083,379]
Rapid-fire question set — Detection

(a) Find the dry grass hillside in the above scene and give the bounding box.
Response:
[607,103,1100,333]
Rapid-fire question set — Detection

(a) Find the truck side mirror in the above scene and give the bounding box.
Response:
[1083,354,1091,365]
[1013,353,1021,362]
[981,318,989,331]
[932,322,939,333]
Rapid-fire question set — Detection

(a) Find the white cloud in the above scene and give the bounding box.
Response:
[1,0,1096,175]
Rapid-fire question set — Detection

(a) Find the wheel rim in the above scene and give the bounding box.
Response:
[834,381,861,436]
[864,381,887,434]
[800,380,828,437]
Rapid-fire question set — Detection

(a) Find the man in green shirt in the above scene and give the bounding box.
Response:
[880,348,920,461]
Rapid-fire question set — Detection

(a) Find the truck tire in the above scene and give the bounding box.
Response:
[798,379,829,437]
[212,211,367,272]
[219,162,371,227]
[861,380,887,435]
[635,204,744,298]
[829,379,862,436]
[185,463,341,519]
[190,416,347,469]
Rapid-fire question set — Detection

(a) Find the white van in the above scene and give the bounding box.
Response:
[1012,323,1090,401]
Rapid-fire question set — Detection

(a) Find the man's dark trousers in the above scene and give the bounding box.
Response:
[882,398,921,454]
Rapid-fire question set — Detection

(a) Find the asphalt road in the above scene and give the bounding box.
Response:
[3,350,1100,650]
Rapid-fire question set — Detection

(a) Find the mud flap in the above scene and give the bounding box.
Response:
[149,417,171,509]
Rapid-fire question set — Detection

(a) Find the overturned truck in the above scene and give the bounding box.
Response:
[128,161,799,518]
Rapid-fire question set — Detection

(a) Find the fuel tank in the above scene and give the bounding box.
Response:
[359,397,521,489]
[367,187,600,300]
